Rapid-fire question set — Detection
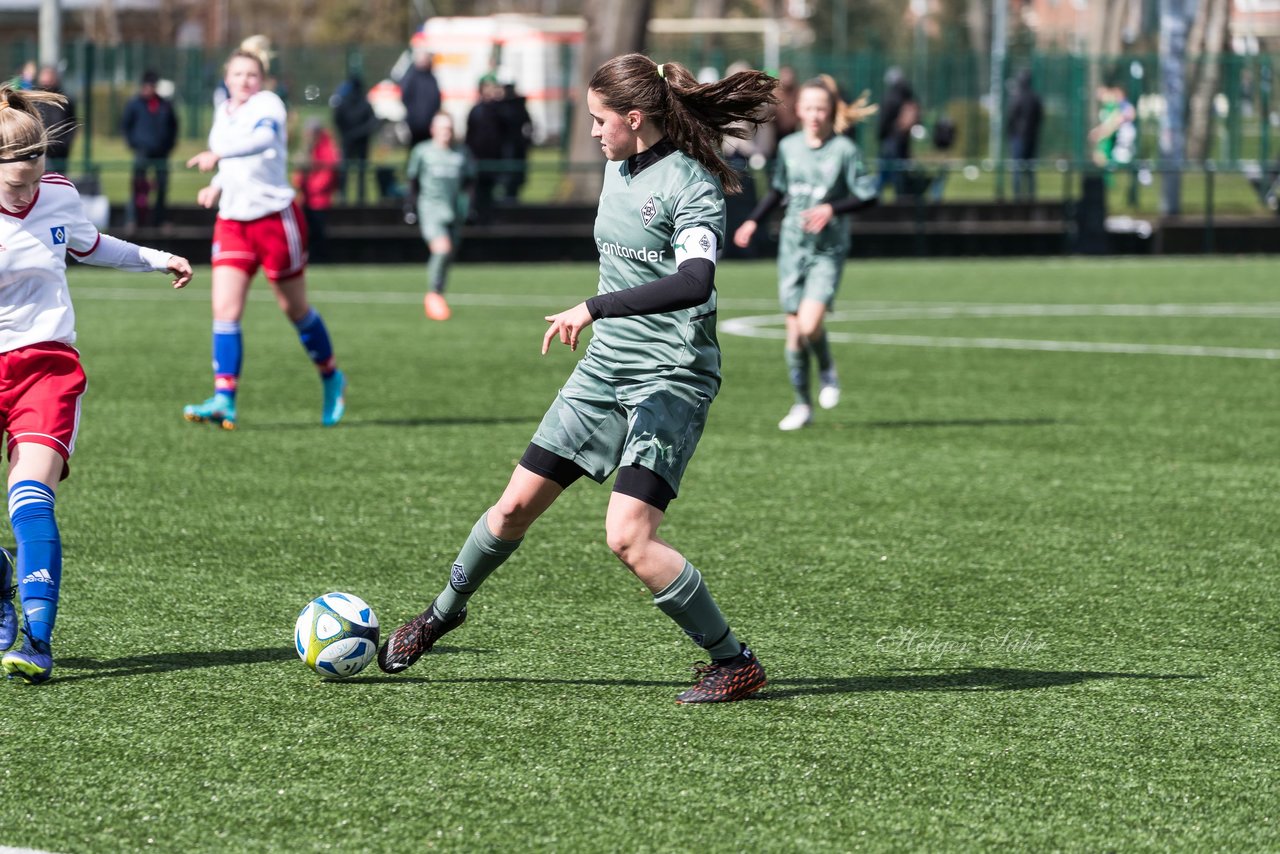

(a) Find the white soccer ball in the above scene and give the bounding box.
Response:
[294,592,380,678]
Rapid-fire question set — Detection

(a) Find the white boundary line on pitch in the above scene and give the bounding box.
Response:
[69,287,1280,359]
[720,305,1280,360]
[1,846,62,854]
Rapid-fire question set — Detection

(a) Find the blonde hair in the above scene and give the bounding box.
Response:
[238,34,274,74]
[811,75,878,135]
[0,85,68,161]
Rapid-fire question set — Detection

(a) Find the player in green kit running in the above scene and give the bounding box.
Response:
[734,78,878,431]
[378,54,777,704]
[406,112,476,321]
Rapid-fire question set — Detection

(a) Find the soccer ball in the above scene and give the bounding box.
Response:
[294,592,380,678]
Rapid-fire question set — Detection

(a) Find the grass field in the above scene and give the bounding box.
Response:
[0,257,1276,852]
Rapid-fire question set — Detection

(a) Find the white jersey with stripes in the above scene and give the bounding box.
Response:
[208,90,296,221]
[0,175,100,352]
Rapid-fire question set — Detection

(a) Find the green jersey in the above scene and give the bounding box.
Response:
[772,132,876,253]
[406,141,476,219]
[584,149,726,395]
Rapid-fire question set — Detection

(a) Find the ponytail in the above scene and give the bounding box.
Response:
[0,85,69,162]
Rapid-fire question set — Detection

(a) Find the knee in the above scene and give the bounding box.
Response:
[491,495,538,533]
[799,319,824,342]
[605,518,647,566]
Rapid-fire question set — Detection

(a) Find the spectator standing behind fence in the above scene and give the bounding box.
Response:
[34,66,75,175]
[407,112,476,322]
[294,119,340,263]
[496,82,533,202]
[401,48,441,148]
[876,67,918,199]
[1089,82,1137,178]
[332,75,378,204]
[121,70,179,230]
[1007,69,1043,201]
[465,75,505,224]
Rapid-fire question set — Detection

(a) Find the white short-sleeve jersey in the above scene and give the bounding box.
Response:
[0,175,100,352]
[209,90,296,221]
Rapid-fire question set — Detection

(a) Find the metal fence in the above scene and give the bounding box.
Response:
[3,39,1278,216]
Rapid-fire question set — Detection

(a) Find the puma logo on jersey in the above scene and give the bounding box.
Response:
[641,195,658,227]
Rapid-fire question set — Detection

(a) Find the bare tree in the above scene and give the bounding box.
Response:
[1184,0,1229,160]
[560,0,653,201]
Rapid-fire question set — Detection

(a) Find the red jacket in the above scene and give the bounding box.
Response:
[294,129,339,210]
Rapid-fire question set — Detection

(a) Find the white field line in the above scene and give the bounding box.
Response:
[720,304,1280,360]
[71,286,1280,359]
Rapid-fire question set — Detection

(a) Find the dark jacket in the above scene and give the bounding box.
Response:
[1007,84,1044,156]
[121,93,179,159]
[333,79,379,156]
[35,89,76,161]
[400,65,442,141]
[465,100,505,160]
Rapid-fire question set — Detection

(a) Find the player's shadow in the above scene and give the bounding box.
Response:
[52,643,494,684]
[346,666,1203,699]
[757,666,1205,699]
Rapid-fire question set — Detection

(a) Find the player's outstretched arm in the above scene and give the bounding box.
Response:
[166,256,194,289]
[542,302,594,354]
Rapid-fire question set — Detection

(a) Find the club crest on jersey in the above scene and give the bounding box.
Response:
[50,226,66,245]
[641,195,658,227]
[698,233,712,253]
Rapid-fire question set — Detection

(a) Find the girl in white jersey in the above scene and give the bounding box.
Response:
[0,86,193,684]
[377,55,777,704]
[184,48,345,430]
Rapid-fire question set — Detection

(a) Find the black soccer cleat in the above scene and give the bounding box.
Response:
[376,602,466,674]
[675,645,767,704]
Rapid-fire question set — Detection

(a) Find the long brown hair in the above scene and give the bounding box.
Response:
[588,54,777,194]
[0,85,68,161]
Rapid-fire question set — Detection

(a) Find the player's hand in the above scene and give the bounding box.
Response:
[196,185,221,209]
[542,302,593,354]
[187,150,221,172]
[167,256,194,289]
[733,220,757,248]
[801,203,834,233]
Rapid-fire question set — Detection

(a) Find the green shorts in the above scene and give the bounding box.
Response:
[778,234,847,315]
[530,361,715,495]
[417,208,459,243]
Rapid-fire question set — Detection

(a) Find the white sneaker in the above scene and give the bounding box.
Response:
[818,371,841,410]
[778,403,813,431]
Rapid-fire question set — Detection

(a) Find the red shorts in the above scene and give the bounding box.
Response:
[212,200,308,282]
[0,342,87,478]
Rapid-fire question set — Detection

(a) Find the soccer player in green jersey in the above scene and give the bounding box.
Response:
[406,112,476,321]
[378,54,777,704]
[734,78,878,431]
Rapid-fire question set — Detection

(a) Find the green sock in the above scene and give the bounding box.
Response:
[785,348,811,405]
[434,513,522,619]
[427,251,452,294]
[809,331,835,374]
[653,561,741,660]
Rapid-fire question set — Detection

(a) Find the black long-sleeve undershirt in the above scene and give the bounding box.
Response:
[585,258,715,320]
[745,188,878,224]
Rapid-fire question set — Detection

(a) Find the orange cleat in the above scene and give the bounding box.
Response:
[424,291,452,321]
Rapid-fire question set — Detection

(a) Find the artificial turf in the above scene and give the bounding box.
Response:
[0,257,1275,851]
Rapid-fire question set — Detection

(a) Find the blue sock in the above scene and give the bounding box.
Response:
[8,481,61,646]
[212,320,242,398]
[294,308,336,377]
